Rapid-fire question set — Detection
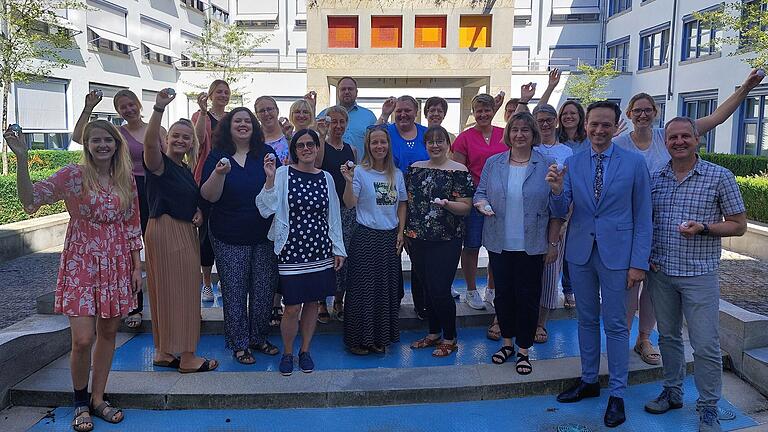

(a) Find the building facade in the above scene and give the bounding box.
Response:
[8,0,766,157]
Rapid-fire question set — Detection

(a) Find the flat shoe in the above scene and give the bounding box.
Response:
[179,358,219,374]
[634,340,661,365]
[152,356,180,369]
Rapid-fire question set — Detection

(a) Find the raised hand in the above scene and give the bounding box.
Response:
[85,90,103,110]
[304,91,317,109]
[745,68,766,91]
[548,68,562,88]
[196,92,209,113]
[263,153,276,178]
[494,91,506,112]
[156,89,176,109]
[215,157,232,176]
[381,96,397,117]
[3,125,27,157]
[520,82,537,102]
[340,163,355,183]
[279,117,293,138]
[316,116,329,138]
[545,163,566,195]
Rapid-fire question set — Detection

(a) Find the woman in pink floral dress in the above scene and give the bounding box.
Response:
[5,120,142,432]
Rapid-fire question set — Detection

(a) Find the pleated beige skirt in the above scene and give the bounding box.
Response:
[145,214,201,354]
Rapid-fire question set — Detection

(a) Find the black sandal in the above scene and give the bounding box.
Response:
[270,307,283,327]
[492,346,515,364]
[251,340,279,356]
[233,349,256,365]
[515,352,533,375]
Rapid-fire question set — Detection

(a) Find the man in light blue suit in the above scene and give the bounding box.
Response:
[546,101,652,428]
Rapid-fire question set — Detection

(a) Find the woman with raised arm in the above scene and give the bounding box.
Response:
[200,107,280,366]
[614,69,765,366]
[341,126,407,355]
[256,129,347,376]
[72,89,165,329]
[142,90,218,374]
[6,121,142,431]
[192,79,231,303]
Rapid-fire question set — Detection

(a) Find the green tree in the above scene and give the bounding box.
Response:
[694,0,768,69]
[182,19,271,91]
[0,0,85,175]
[564,60,621,105]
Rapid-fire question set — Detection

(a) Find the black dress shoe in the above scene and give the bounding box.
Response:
[556,380,600,403]
[604,396,626,428]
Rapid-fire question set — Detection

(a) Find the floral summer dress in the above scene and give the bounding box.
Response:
[26,164,142,318]
[405,167,475,241]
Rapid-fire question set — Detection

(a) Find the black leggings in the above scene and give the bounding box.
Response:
[408,238,461,340]
[130,175,148,315]
[489,250,544,349]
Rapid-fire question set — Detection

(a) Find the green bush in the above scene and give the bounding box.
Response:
[737,176,768,224]
[701,153,768,177]
[0,169,67,225]
[6,150,82,174]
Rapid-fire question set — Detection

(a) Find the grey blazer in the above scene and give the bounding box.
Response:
[473,150,556,255]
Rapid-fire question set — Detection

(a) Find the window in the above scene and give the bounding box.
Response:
[140,17,175,65]
[328,16,358,48]
[88,83,128,118]
[26,133,70,150]
[682,11,721,61]
[87,28,132,55]
[415,16,447,48]
[681,91,717,152]
[740,91,768,156]
[459,15,492,48]
[14,79,68,131]
[550,0,600,22]
[235,0,278,28]
[606,37,630,72]
[653,95,667,128]
[180,0,205,13]
[371,16,402,48]
[512,47,530,71]
[639,24,670,69]
[609,0,631,16]
[211,5,229,22]
[86,1,135,55]
[549,45,598,70]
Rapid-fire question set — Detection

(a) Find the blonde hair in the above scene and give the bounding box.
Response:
[208,79,230,98]
[361,127,397,191]
[81,120,135,214]
[626,92,658,118]
[168,118,199,171]
[113,90,142,114]
[289,99,315,129]
[325,105,349,122]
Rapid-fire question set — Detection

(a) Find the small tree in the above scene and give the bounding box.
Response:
[694,0,768,69]
[0,0,85,175]
[565,60,621,105]
[183,19,271,92]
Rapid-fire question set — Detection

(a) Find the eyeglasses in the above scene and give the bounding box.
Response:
[366,124,387,131]
[536,118,556,125]
[631,108,655,116]
[425,140,447,147]
[295,142,318,150]
[256,107,276,115]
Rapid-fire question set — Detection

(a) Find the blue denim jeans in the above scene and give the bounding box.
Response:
[647,269,721,408]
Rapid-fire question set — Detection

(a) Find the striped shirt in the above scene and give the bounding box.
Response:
[650,157,745,276]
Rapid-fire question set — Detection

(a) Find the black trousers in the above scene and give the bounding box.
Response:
[408,238,461,340]
[131,175,148,315]
[489,250,544,349]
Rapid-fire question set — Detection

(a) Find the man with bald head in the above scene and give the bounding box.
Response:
[319,76,376,162]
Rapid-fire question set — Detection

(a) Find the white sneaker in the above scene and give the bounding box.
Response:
[451,287,461,299]
[201,283,214,302]
[465,290,486,310]
[484,288,495,305]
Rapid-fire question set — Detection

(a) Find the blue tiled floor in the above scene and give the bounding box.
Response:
[28,377,756,432]
[112,318,656,372]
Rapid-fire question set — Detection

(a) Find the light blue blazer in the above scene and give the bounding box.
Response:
[550,143,652,271]
[474,150,556,255]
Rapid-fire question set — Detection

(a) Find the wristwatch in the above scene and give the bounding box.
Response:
[700,223,710,235]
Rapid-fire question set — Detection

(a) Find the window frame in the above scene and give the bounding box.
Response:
[606,36,630,72]
[680,90,718,153]
[638,23,671,70]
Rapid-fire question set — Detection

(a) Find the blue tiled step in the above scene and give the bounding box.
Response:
[27,377,755,432]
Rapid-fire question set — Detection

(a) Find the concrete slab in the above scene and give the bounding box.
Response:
[0,406,50,432]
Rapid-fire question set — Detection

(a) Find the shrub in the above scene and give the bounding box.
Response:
[0,169,67,225]
[701,153,768,177]
[7,150,82,174]
[737,176,768,224]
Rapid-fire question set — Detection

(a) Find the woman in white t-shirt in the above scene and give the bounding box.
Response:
[340,126,408,355]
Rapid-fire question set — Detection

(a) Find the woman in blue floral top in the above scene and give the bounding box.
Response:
[405,125,474,357]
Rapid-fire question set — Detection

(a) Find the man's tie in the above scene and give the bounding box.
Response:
[594,153,605,203]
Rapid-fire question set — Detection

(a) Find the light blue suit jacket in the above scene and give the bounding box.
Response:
[550,143,652,271]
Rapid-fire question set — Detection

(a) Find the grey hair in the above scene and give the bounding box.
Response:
[471,93,495,111]
[664,116,699,137]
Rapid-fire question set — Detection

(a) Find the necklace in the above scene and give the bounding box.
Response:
[510,156,530,164]
[540,142,556,149]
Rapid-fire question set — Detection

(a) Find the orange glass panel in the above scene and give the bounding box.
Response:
[371,16,402,48]
[328,16,358,48]
[459,15,492,48]
[415,16,447,48]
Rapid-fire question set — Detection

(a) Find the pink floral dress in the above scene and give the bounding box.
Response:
[26,164,142,318]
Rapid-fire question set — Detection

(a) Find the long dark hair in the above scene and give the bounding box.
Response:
[212,107,268,159]
[556,100,587,144]
[289,128,320,162]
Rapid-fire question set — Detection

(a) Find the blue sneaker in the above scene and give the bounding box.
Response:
[279,354,293,376]
[299,351,314,373]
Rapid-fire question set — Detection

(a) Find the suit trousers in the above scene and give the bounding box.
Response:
[569,242,629,398]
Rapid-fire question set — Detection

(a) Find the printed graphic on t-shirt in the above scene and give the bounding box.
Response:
[374,182,397,205]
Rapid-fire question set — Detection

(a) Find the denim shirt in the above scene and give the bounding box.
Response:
[473,150,557,255]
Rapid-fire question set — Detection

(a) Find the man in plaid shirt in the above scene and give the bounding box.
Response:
[644,116,747,432]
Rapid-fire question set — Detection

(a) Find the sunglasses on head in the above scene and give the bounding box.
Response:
[366,124,387,131]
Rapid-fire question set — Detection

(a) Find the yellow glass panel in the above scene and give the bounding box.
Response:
[459,15,492,48]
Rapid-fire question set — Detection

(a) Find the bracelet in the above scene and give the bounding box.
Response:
[518,101,530,105]
[153,105,165,113]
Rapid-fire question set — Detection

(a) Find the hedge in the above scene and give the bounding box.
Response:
[737,176,768,224]
[701,153,768,177]
[5,150,82,174]
[0,169,67,225]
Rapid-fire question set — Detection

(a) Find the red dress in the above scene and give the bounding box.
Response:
[27,164,143,318]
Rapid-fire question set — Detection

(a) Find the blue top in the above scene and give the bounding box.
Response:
[564,138,591,154]
[201,148,280,245]
[388,123,429,173]
[319,104,376,162]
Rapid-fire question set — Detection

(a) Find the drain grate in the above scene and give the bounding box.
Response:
[557,424,592,432]
[719,407,736,421]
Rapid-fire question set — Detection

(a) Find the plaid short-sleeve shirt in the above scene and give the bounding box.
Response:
[650,157,746,276]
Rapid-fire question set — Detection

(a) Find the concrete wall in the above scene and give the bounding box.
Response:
[0,214,69,263]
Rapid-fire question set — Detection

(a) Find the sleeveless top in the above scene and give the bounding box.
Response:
[321,142,355,202]
[121,126,163,177]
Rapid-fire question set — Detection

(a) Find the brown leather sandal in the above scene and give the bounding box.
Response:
[410,336,440,349]
[432,342,458,357]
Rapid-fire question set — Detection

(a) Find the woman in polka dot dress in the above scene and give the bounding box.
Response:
[256,128,347,376]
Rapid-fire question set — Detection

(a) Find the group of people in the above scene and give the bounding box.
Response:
[5,68,764,431]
